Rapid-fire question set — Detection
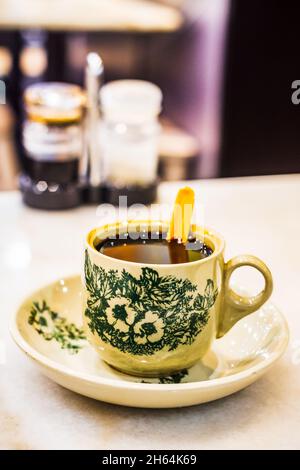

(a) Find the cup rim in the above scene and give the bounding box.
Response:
[85,219,225,269]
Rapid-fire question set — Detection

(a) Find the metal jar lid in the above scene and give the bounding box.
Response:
[24,82,86,124]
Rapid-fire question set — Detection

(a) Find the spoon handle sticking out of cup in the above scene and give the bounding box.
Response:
[167,186,195,243]
[166,186,195,264]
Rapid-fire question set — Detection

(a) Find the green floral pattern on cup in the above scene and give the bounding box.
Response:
[84,251,218,356]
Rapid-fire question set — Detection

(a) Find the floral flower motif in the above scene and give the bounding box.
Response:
[84,251,217,355]
[106,298,135,333]
[28,301,86,354]
[133,311,165,345]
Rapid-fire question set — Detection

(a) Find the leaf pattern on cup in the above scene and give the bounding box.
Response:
[84,250,218,356]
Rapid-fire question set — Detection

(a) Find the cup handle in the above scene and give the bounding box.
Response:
[217,255,273,338]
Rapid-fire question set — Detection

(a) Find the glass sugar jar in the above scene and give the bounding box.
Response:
[20,82,85,209]
[100,80,162,205]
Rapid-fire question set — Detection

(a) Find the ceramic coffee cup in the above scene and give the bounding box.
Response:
[82,220,273,377]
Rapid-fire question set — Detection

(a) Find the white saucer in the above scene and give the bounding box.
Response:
[11,276,289,408]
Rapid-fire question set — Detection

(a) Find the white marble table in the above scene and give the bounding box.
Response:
[1,175,300,450]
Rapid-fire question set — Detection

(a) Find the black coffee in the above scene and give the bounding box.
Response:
[95,232,213,264]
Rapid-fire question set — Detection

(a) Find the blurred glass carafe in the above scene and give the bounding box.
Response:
[100,80,162,205]
[20,82,85,209]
